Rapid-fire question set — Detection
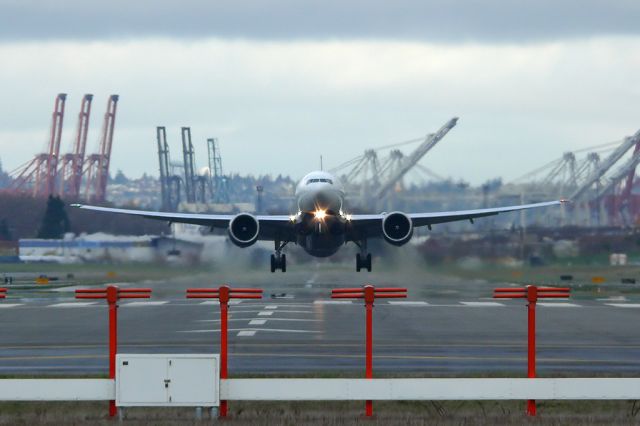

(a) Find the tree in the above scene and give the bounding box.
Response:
[0,158,11,189]
[0,219,11,241]
[37,196,70,239]
[112,169,128,185]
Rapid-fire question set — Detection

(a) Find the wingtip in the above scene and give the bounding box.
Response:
[70,203,83,208]
[559,199,571,204]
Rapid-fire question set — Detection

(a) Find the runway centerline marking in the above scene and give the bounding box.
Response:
[199,300,243,305]
[237,331,256,337]
[49,302,98,308]
[224,309,313,314]
[121,301,168,307]
[314,300,352,305]
[179,328,319,334]
[387,301,429,306]
[249,320,267,325]
[199,318,319,323]
[460,302,504,307]
[257,311,274,316]
[264,305,278,310]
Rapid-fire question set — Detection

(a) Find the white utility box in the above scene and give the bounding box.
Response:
[116,354,219,407]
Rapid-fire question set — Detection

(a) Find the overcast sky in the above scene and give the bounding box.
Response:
[1,1,639,184]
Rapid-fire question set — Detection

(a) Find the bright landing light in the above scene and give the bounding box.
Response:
[314,209,327,220]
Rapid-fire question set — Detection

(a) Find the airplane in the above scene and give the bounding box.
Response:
[73,170,564,273]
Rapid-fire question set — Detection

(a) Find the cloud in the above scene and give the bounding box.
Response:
[0,37,639,184]
[1,0,639,43]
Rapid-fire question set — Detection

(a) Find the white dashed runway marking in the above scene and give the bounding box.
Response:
[249,319,267,325]
[198,300,243,305]
[179,328,319,334]
[121,301,168,307]
[0,304,23,308]
[314,300,352,305]
[237,331,256,337]
[537,302,580,307]
[257,311,274,316]
[387,301,429,306]
[460,302,504,307]
[605,303,640,308]
[49,302,98,308]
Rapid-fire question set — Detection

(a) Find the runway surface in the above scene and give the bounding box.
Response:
[1,265,639,376]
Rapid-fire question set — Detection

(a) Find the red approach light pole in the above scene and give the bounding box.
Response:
[331,284,407,417]
[0,288,6,299]
[186,285,263,418]
[494,285,571,416]
[76,285,152,418]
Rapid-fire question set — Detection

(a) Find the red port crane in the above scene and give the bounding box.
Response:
[84,95,119,202]
[8,93,67,197]
[59,94,93,199]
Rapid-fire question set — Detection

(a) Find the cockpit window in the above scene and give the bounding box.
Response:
[306,178,333,185]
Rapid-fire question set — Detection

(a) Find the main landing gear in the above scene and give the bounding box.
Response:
[355,240,372,272]
[271,240,288,273]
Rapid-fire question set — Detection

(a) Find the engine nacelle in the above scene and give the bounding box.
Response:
[382,212,413,246]
[228,213,260,247]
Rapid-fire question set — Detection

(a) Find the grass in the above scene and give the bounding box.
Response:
[0,263,216,292]
[430,262,640,299]
[0,400,638,425]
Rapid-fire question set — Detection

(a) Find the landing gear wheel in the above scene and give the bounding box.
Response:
[356,253,372,272]
[270,253,287,273]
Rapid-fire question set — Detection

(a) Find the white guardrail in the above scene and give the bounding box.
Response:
[0,378,640,402]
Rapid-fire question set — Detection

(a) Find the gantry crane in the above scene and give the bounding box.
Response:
[84,95,119,202]
[59,94,93,199]
[8,93,67,197]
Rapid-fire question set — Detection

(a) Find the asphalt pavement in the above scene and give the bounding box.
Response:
[0,264,639,376]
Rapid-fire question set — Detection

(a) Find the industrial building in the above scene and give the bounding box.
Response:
[19,234,203,264]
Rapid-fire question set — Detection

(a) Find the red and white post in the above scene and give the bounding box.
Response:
[526,285,537,416]
[364,285,374,417]
[331,284,407,417]
[107,286,118,417]
[493,285,570,417]
[76,285,152,418]
[219,286,229,416]
[186,285,263,418]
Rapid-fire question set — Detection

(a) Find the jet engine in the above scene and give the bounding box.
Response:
[381,212,413,246]
[228,213,260,247]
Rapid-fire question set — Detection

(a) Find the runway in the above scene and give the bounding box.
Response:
[1,265,639,376]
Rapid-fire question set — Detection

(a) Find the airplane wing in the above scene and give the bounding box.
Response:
[74,199,563,243]
[71,204,295,241]
[348,200,565,237]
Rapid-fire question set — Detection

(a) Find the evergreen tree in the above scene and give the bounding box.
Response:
[0,219,11,241]
[37,196,70,239]
[113,169,128,184]
[0,158,10,189]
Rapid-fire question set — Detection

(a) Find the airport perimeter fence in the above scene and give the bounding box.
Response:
[0,284,639,420]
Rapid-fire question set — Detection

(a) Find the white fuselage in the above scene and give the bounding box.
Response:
[293,171,349,257]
